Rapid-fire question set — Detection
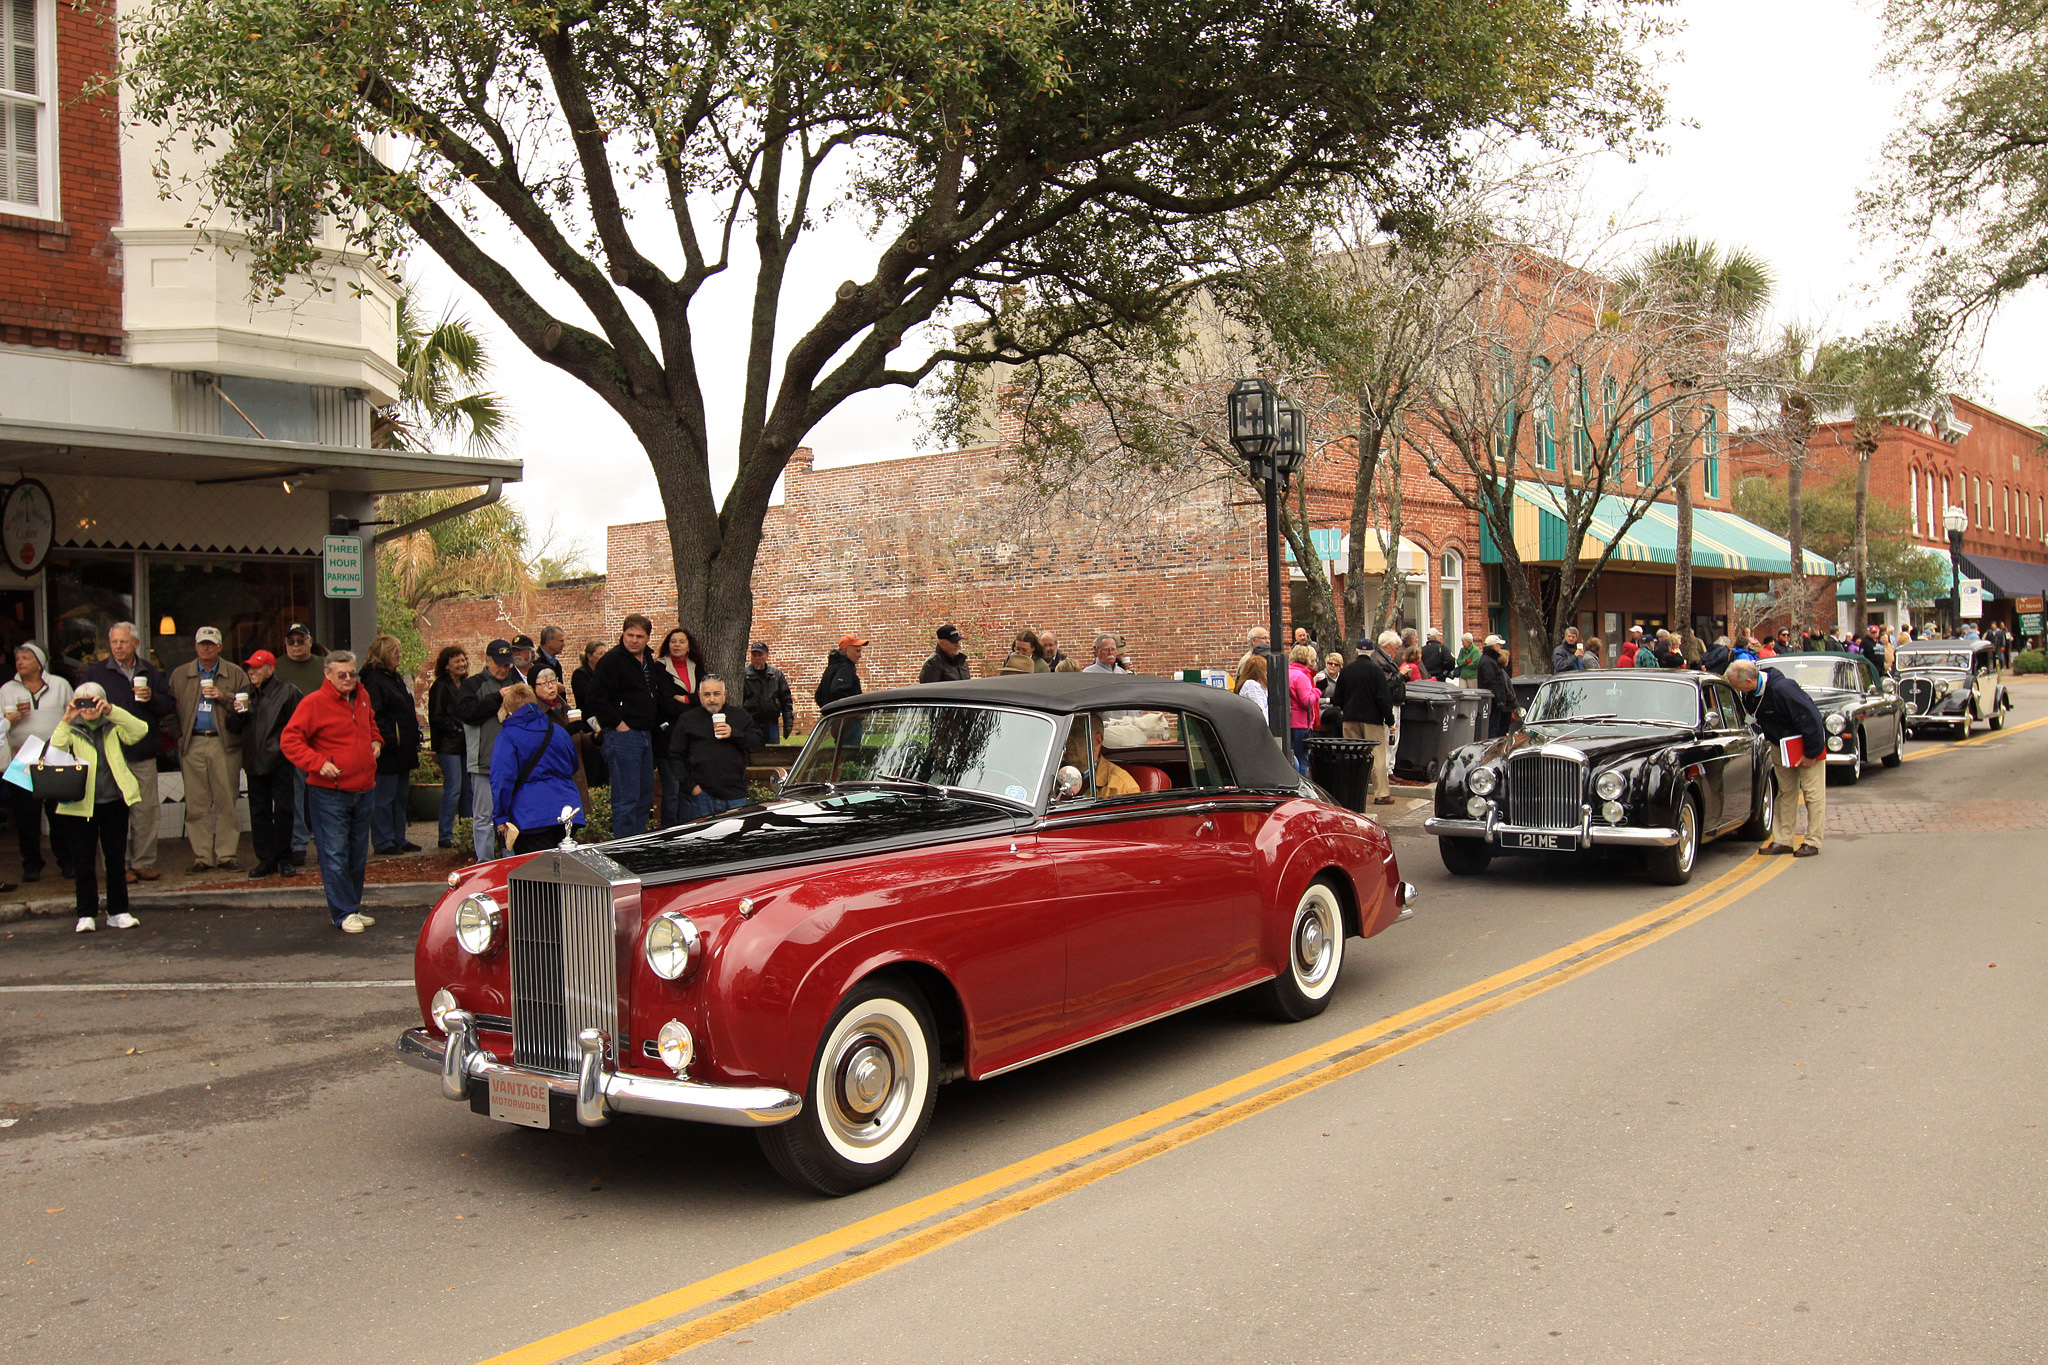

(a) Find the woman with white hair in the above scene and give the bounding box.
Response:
[48,681,149,931]
[1455,633,1482,688]
[2,641,72,884]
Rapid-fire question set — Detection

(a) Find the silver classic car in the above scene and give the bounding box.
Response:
[1894,638,2013,737]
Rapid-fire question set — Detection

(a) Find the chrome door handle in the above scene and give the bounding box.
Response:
[1196,819,1215,836]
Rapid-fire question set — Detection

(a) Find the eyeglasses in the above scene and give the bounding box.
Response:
[330,669,357,681]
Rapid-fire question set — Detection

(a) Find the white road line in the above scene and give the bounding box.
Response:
[0,980,414,994]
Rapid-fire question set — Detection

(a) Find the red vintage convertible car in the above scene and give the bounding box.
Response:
[399,675,1414,1194]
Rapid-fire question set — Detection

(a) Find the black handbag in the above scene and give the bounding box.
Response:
[28,753,87,802]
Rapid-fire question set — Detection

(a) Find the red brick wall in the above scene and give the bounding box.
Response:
[416,577,609,702]
[0,0,122,354]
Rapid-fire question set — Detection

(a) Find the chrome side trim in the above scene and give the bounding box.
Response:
[396,1026,803,1128]
[978,975,1276,1080]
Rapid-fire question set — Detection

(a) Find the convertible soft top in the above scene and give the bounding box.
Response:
[1895,638,1994,655]
[822,673,1306,791]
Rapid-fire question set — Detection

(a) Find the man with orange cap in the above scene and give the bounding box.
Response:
[815,633,867,709]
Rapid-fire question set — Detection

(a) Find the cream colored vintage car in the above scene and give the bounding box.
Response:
[1893,638,2013,737]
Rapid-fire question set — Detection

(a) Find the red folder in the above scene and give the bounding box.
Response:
[1778,735,1804,767]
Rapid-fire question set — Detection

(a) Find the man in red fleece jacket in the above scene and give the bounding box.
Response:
[281,650,383,933]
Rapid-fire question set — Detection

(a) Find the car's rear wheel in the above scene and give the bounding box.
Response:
[1439,836,1492,876]
[1252,879,1347,1022]
[1739,771,1774,842]
[758,975,938,1196]
[1646,795,1697,886]
[1990,707,2004,731]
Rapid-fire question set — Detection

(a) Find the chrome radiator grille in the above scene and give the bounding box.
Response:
[1898,677,1937,715]
[508,877,619,1075]
[1506,754,1583,830]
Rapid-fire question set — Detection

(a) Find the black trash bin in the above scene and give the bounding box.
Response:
[1511,674,1546,713]
[1307,736,1378,813]
[1394,680,1460,782]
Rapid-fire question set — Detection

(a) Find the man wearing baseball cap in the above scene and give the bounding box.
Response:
[81,621,176,883]
[224,649,305,877]
[170,626,248,870]
[272,622,325,862]
[453,638,525,861]
[1476,634,1519,736]
[742,641,796,746]
[918,624,973,684]
[509,633,537,674]
[814,634,866,709]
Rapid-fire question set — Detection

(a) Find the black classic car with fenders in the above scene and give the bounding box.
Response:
[1894,637,2013,737]
[1425,670,1773,886]
[1758,652,1907,783]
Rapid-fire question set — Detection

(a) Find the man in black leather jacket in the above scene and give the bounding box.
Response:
[224,650,305,878]
[742,642,797,746]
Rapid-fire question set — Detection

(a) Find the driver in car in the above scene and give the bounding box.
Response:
[1064,717,1140,798]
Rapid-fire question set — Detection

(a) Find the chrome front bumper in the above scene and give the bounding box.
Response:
[1423,816,1681,848]
[397,1011,802,1129]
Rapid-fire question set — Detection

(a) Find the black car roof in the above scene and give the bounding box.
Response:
[820,673,1304,790]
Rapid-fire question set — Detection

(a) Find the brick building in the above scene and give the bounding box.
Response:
[1733,396,2048,635]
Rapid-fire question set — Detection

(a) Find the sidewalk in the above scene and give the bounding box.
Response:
[0,812,461,924]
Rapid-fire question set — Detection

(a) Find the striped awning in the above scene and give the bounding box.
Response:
[1480,484,1835,577]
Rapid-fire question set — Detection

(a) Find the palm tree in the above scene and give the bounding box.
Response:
[372,282,512,455]
[1754,326,1855,635]
[1836,329,1941,634]
[1617,239,1774,639]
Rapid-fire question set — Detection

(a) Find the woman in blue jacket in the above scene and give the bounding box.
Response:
[488,684,584,854]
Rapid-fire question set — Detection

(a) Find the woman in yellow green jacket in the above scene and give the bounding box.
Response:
[50,682,150,933]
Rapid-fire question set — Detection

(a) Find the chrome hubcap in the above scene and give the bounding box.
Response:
[1291,889,1341,993]
[821,1011,918,1152]
[840,1043,894,1117]
[1679,806,1695,870]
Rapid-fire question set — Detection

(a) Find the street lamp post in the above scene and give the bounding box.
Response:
[1944,505,1969,638]
[1228,377,1304,743]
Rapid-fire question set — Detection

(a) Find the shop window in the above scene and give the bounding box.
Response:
[49,555,135,678]
[216,376,322,444]
[1570,365,1592,473]
[1440,549,1464,639]
[1701,408,1720,499]
[148,557,318,673]
[1533,358,1557,471]
[1491,345,1514,463]
[1,0,55,217]
[1909,467,1920,534]
[1635,390,1653,483]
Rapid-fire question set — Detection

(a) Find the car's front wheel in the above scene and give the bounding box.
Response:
[758,974,938,1196]
[1646,794,1697,886]
[1439,836,1492,876]
[1252,879,1347,1022]
[1881,725,1904,767]
[1739,772,1774,841]
[1833,736,1862,785]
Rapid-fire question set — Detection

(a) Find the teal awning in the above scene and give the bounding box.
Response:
[1478,484,1835,577]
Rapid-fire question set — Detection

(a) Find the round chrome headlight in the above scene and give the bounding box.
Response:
[1466,795,1491,819]
[1827,734,1844,751]
[1467,766,1496,796]
[430,987,459,1031]
[1601,800,1626,824]
[656,1019,695,1074]
[1594,770,1624,801]
[453,893,501,955]
[1825,712,1847,734]
[644,912,701,981]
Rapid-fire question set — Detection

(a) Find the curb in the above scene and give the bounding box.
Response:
[0,880,446,925]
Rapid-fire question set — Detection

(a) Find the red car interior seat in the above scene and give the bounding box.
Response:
[1123,764,1170,793]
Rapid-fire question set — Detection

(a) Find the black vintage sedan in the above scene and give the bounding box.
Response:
[1759,652,1907,783]
[1425,670,1773,886]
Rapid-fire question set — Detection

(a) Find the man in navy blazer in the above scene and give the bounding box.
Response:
[1726,659,1826,858]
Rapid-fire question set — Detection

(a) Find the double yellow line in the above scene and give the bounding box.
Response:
[1900,711,2048,761]
[483,851,1792,1365]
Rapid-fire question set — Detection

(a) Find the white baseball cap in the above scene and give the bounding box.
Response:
[194,626,223,645]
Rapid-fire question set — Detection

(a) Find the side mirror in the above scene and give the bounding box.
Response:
[1056,765,1085,799]
[771,769,789,793]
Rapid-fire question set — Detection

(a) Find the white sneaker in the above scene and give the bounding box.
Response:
[107,912,140,929]
[339,913,368,934]
[74,916,96,933]
[353,912,376,927]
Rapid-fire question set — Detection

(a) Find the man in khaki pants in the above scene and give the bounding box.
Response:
[170,627,249,870]
[1332,630,1402,805]
[1726,659,1827,857]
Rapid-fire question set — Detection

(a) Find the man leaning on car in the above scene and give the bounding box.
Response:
[1725,658,1826,859]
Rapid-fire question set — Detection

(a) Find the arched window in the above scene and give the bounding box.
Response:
[1636,390,1654,483]
[1569,365,1593,473]
[1701,407,1721,499]
[1944,474,1952,523]
[1972,475,1981,527]
[1909,466,1920,534]
[1440,549,1464,640]
[1491,344,1514,464]
[1533,358,1557,471]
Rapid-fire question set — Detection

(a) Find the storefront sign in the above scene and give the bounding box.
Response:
[2016,595,2043,614]
[0,479,53,574]
[1958,578,1984,619]
[2021,612,2044,637]
[322,534,364,599]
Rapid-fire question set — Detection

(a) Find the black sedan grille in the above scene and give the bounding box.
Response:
[1507,754,1583,830]
[1898,677,1941,715]
[507,877,619,1076]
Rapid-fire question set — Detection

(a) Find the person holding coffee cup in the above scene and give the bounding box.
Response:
[1,641,72,884]
[83,622,178,884]
[170,626,249,870]
[668,676,759,822]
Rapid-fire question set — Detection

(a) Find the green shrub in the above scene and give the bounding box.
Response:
[2013,650,2045,674]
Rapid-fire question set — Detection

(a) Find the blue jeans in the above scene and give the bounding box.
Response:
[657,751,683,829]
[290,766,310,855]
[1290,727,1311,774]
[372,772,410,852]
[470,772,497,862]
[603,729,655,837]
[435,754,469,843]
[687,793,749,821]
[305,785,372,926]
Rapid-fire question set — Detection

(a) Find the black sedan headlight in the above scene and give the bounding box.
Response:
[1825,712,1848,735]
[1468,765,1497,797]
[1594,770,1625,801]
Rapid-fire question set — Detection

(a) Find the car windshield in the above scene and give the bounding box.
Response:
[1764,659,1857,692]
[789,705,1058,807]
[1529,676,1699,726]
[1898,650,1974,673]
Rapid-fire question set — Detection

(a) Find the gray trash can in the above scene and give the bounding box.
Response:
[1307,736,1378,812]
[1444,685,1488,750]
[1511,674,1546,713]
[1394,681,1460,782]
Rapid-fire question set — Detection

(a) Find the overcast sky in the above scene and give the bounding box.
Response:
[413,0,2047,574]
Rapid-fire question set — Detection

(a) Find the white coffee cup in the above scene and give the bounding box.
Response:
[566,708,582,723]
[712,712,726,727]
[234,692,250,712]
[133,680,151,701]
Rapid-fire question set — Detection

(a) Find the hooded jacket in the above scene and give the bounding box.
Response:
[223,676,305,777]
[280,679,379,793]
[815,650,862,707]
[488,704,584,834]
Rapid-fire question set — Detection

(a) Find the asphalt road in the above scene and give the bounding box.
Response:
[3,711,2044,1364]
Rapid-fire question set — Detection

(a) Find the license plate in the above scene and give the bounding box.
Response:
[488,1074,553,1128]
[1503,831,1577,851]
